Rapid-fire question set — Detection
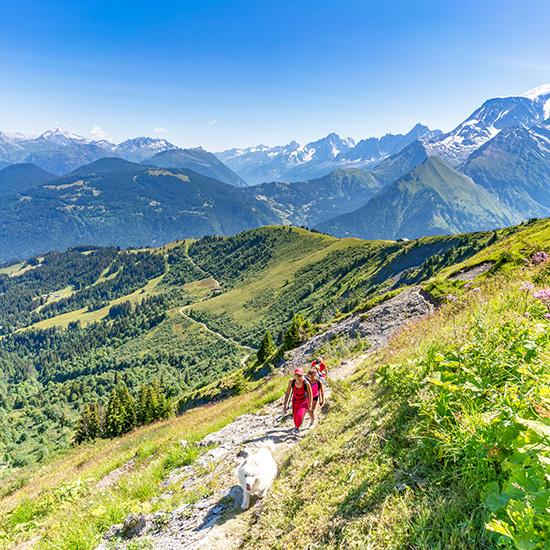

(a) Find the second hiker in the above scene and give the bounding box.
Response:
[306,367,324,428]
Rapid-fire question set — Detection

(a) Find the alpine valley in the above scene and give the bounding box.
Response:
[0,84,550,259]
[3,85,550,550]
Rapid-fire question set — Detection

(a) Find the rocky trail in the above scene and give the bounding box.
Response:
[95,287,434,550]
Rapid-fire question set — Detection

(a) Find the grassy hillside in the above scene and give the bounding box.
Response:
[317,157,518,240]
[244,168,383,225]
[1,219,550,549]
[0,224,504,471]
[241,217,550,550]
[0,372,287,550]
[186,225,509,346]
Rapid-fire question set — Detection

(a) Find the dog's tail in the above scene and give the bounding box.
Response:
[261,439,276,454]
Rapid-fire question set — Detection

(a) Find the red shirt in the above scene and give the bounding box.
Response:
[312,361,327,377]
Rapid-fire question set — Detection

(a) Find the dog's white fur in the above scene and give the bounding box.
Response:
[237,440,277,510]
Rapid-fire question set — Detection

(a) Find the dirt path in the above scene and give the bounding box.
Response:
[95,288,433,550]
[180,307,257,353]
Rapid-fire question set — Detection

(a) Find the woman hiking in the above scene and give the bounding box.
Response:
[311,356,328,379]
[306,367,324,428]
[283,368,313,436]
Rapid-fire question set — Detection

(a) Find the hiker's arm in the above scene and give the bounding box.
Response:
[283,381,292,412]
[319,382,325,406]
[307,383,313,412]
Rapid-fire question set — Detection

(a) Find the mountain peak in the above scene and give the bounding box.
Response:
[39,128,89,143]
[521,84,550,100]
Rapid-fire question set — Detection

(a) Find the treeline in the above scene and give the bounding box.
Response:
[0,295,168,386]
[0,247,117,330]
[0,247,167,332]
[73,380,173,443]
[188,227,330,290]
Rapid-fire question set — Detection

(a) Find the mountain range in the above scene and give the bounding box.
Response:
[0,130,245,185]
[1,84,550,258]
[315,157,518,240]
[0,158,276,261]
[217,84,550,186]
[217,123,441,184]
[422,84,550,165]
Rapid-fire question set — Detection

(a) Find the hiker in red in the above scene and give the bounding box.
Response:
[312,357,328,379]
[283,368,313,436]
[306,367,324,428]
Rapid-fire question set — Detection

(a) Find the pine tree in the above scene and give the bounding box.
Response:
[73,402,102,444]
[137,386,157,425]
[284,314,305,351]
[104,389,122,437]
[116,385,136,434]
[257,331,275,363]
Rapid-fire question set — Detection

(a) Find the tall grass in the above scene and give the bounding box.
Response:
[0,374,287,550]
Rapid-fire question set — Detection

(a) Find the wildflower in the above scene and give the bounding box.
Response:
[446,294,458,302]
[545,313,550,319]
[520,282,535,292]
[533,289,550,303]
[464,281,475,290]
[472,288,481,293]
[532,251,549,265]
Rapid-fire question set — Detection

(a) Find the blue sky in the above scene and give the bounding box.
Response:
[1,0,549,150]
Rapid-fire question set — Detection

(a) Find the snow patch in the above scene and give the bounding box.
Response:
[522,84,550,100]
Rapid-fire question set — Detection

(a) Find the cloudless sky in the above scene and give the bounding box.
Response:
[1,0,549,150]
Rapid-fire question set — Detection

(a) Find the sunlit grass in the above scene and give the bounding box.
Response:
[0,372,287,550]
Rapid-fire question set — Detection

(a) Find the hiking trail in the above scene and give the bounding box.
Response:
[94,287,433,550]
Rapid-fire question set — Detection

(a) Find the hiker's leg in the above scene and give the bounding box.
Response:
[310,399,317,423]
[292,399,299,428]
[295,399,308,429]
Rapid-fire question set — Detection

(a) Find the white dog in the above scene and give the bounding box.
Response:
[237,440,277,510]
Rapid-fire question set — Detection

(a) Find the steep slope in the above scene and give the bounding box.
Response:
[316,157,518,240]
[0,163,56,195]
[144,148,247,187]
[0,224,498,474]
[1,219,545,550]
[423,84,550,165]
[0,164,280,261]
[243,168,384,225]
[370,139,430,186]
[461,120,550,218]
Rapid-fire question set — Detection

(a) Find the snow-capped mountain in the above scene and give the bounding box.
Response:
[423,84,550,165]
[37,128,94,146]
[460,118,550,218]
[110,137,177,163]
[217,124,440,185]
[0,130,179,175]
